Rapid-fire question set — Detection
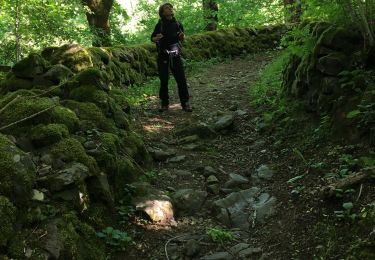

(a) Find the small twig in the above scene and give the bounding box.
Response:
[356,184,364,202]
[0,95,20,115]
[165,234,188,260]
[0,105,56,131]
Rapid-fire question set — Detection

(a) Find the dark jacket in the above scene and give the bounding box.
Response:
[151,17,184,52]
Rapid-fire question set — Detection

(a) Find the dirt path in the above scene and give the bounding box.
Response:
[122,51,299,260]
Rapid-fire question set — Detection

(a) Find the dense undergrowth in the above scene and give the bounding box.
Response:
[249,19,375,258]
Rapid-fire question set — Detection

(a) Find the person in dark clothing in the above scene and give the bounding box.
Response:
[151,3,192,112]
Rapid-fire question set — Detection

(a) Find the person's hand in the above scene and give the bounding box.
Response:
[178,32,185,41]
[153,33,163,42]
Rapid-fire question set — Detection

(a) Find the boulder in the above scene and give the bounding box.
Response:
[213,188,277,230]
[37,162,89,191]
[12,53,48,79]
[317,52,348,76]
[172,189,207,216]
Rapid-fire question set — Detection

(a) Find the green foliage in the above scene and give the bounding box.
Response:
[96,227,132,250]
[207,227,234,243]
[334,202,357,220]
[250,51,290,107]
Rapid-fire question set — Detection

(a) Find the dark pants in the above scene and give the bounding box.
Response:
[158,53,189,106]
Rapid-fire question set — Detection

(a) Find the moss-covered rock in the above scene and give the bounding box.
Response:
[0,196,16,246]
[69,85,110,113]
[45,44,94,73]
[74,68,110,91]
[51,106,80,132]
[43,64,74,85]
[0,74,33,93]
[0,134,36,203]
[30,123,69,147]
[63,100,117,133]
[50,137,98,173]
[120,131,150,164]
[12,53,48,79]
[109,89,131,113]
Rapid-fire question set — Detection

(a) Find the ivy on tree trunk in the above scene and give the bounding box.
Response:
[203,0,218,31]
[82,0,114,47]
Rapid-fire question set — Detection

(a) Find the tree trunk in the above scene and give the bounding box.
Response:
[15,0,21,62]
[203,0,218,31]
[81,0,114,47]
[283,0,302,25]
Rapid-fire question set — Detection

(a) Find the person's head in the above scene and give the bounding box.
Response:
[159,3,174,19]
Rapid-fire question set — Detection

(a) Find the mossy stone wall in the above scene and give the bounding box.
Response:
[0,25,284,259]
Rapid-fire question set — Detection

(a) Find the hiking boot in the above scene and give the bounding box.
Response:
[158,104,169,112]
[182,102,192,112]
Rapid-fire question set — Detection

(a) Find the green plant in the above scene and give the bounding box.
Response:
[139,170,157,182]
[334,202,357,220]
[96,227,132,250]
[207,227,233,243]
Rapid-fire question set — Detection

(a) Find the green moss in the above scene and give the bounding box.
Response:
[0,134,36,202]
[74,68,110,91]
[30,123,69,147]
[50,137,98,173]
[56,213,106,260]
[120,131,150,165]
[51,106,80,132]
[12,53,48,79]
[0,196,16,247]
[0,93,56,134]
[63,100,117,133]
[0,74,33,93]
[69,85,110,113]
[88,47,110,66]
[109,89,131,113]
[92,132,121,174]
[49,44,93,73]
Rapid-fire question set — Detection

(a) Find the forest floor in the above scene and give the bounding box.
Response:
[119,51,374,260]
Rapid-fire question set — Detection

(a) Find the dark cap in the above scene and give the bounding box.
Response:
[159,3,173,17]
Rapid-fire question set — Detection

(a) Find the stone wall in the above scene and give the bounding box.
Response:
[0,25,284,259]
[282,22,375,141]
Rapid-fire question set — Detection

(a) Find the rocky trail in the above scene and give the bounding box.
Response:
[121,51,307,260]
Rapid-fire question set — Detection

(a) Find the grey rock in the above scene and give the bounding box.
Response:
[176,122,217,138]
[168,155,186,163]
[206,175,219,184]
[83,141,97,150]
[184,239,201,257]
[172,189,207,216]
[213,188,277,231]
[182,143,204,151]
[134,188,175,225]
[238,247,262,258]
[235,110,247,116]
[207,184,220,195]
[224,173,249,188]
[37,163,89,191]
[86,173,114,206]
[179,135,199,144]
[43,64,73,84]
[213,114,235,131]
[40,153,53,165]
[149,148,176,161]
[175,170,192,177]
[38,165,52,176]
[229,243,251,255]
[200,252,233,260]
[253,165,274,182]
[204,166,217,177]
[32,189,45,201]
[44,220,63,259]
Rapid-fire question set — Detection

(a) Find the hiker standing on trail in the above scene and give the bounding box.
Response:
[151,2,192,112]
